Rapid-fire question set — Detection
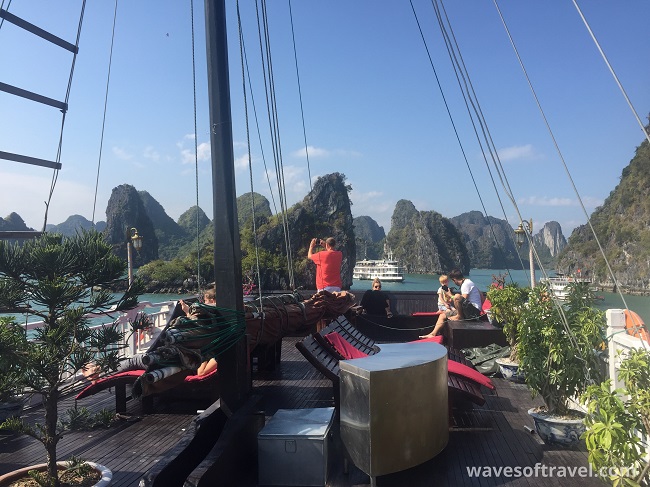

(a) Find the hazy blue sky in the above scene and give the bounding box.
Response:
[1,1,649,238]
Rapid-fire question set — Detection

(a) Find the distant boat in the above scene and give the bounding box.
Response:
[353,247,404,282]
[540,273,593,301]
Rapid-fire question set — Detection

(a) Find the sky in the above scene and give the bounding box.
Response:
[1,1,649,239]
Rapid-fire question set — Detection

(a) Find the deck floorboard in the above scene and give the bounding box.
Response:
[1,337,602,486]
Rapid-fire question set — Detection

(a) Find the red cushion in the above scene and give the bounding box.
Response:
[184,368,217,382]
[323,332,368,360]
[413,336,444,344]
[412,311,443,316]
[482,298,492,312]
[76,370,144,400]
[448,360,494,390]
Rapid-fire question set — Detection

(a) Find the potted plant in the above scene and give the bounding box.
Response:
[582,348,650,486]
[518,282,605,446]
[486,282,529,382]
[0,231,142,487]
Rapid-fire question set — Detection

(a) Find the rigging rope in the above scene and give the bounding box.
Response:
[571,0,650,146]
[429,0,528,282]
[42,0,87,231]
[492,0,635,324]
[190,0,201,294]
[409,0,522,284]
[91,0,117,225]
[237,0,264,310]
[241,35,279,214]
[287,0,313,195]
[255,0,296,289]
[491,0,647,357]
[0,0,12,29]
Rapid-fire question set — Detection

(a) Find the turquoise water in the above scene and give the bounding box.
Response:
[350,269,650,325]
[7,270,649,327]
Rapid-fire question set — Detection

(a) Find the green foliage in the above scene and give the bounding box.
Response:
[62,406,116,430]
[518,282,605,415]
[582,349,650,486]
[0,230,142,487]
[0,316,28,402]
[486,283,530,361]
[137,258,190,284]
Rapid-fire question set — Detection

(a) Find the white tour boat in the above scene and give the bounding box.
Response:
[540,273,593,301]
[353,247,404,282]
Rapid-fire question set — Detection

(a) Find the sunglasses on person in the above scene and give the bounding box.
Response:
[373,285,381,289]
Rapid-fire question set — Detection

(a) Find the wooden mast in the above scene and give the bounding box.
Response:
[204,0,249,411]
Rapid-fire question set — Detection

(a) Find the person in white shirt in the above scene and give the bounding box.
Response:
[420,269,482,338]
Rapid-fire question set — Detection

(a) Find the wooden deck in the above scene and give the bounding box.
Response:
[0,337,602,486]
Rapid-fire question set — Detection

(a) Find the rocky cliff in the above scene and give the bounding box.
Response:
[242,172,356,290]
[558,136,650,292]
[534,221,566,257]
[177,205,210,236]
[386,200,470,274]
[0,212,33,232]
[46,215,106,235]
[139,190,190,260]
[353,215,385,260]
[450,211,521,269]
[103,184,159,265]
[450,212,566,269]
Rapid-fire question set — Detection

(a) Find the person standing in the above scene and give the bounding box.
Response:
[308,237,342,292]
[360,278,393,317]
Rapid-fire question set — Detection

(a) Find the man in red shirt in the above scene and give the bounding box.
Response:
[308,237,343,292]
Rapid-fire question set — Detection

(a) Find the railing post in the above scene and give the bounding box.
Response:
[606,309,626,390]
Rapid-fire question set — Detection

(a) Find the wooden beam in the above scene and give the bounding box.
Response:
[0,82,68,112]
[0,8,78,53]
[0,150,62,170]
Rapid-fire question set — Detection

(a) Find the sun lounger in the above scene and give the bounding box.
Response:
[75,368,218,413]
[296,329,487,411]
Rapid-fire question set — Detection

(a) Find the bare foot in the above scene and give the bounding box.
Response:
[419,333,436,339]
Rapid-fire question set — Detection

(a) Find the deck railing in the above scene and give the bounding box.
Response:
[606,309,649,449]
[20,300,178,360]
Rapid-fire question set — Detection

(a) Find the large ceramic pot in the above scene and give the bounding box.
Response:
[495,358,524,383]
[0,461,112,486]
[0,396,26,423]
[528,408,586,447]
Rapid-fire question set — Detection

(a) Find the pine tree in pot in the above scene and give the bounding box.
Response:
[0,231,142,487]
[518,282,605,446]
[486,282,529,382]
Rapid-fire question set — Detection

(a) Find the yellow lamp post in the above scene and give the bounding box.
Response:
[514,218,535,288]
[127,228,143,286]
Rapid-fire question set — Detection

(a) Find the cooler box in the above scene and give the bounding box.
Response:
[258,407,335,486]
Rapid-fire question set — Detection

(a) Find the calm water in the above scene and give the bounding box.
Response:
[349,269,650,325]
[8,270,648,327]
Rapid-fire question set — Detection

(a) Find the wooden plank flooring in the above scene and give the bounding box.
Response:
[1,338,603,486]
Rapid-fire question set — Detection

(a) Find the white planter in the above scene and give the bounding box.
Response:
[528,408,586,447]
[0,461,112,486]
[495,358,524,383]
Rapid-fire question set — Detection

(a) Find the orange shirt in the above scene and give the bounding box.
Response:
[309,250,342,290]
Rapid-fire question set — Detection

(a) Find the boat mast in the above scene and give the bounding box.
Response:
[204,0,249,410]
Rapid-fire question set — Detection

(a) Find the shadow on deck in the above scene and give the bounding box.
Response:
[0,337,600,486]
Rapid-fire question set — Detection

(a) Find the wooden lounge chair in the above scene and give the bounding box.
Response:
[323,315,476,370]
[75,368,218,413]
[295,331,487,410]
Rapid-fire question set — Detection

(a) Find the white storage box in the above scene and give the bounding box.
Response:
[258,407,335,486]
